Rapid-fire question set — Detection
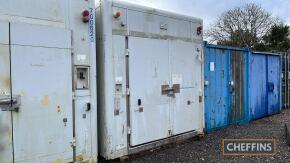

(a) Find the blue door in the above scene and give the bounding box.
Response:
[204,48,229,131]
[250,54,268,119]
[204,44,249,132]
[250,53,281,120]
[267,55,281,114]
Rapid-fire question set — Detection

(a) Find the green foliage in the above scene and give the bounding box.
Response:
[254,24,290,52]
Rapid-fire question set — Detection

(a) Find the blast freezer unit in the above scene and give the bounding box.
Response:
[96,0,204,159]
[0,0,97,162]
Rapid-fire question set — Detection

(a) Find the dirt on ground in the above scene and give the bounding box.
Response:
[122,109,290,163]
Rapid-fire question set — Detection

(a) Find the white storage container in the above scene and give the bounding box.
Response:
[0,0,97,162]
[96,0,204,159]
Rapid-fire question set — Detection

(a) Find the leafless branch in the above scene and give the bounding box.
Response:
[205,3,279,47]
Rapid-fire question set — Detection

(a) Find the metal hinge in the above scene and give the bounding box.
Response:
[168,129,172,136]
[0,95,21,112]
[70,138,76,148]
[199,95,203,103]
[125,49,130,56]
[72,93,76,100]
[127,127,131,135]
[126,88,130,95]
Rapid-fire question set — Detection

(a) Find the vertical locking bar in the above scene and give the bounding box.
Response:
[125,36,132,144]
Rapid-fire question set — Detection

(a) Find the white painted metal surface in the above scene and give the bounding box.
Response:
[0,0,97,162]
[97,0,204,160]
[0,21,13,163]
[170,41,204,135]
[11,26,73,161]
[129,37,171,146]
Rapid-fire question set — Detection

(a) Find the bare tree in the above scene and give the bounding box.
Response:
[206,3,279,48]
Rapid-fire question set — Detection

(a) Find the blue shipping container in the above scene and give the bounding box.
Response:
[204,44,250,132]
[249,52,282,120]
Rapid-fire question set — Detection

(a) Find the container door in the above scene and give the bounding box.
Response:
[229,51,245,124]
[0,21,13,163]
[285,54,288,108]
[287,54,290,108]
[250,54,268,120]
[170,41,203,135]
[285,54,289,108]
[282,54,286,108]
[267,55,281,114]
[10,23,73,162]
[129,37,171,146]
[204,48,229,131]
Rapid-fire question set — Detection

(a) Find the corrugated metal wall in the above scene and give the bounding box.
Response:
[281,52,290,109]
[250,52,282,120]
[204,44,249,132]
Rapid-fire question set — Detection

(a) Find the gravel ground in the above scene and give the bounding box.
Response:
[126,109,290,163]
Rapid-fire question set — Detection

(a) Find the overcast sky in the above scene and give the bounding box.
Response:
[120,0,290,32]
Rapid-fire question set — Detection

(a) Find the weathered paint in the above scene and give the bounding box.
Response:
[0,0,97,162]
[0,21,13,163]
[204,44,249,132]
[229,51,246,124]
[41,95,50,106]
[250,52,282,120]
[97,0,203,159]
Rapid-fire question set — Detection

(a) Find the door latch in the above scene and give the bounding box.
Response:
[229,81,235,93]
[0,95,21,112]
[161,84,180,97]
[204,80,209,86]
[134,99,143,112]
[268,82,274,92]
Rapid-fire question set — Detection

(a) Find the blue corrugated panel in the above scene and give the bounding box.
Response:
[204,43,250,132]
[250,52,282,120]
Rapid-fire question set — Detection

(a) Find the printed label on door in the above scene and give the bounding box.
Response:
[210,62,215,71]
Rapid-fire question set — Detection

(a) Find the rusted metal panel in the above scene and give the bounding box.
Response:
[250,52,282,120]
[204,43,249,132]
[229,51,245,124]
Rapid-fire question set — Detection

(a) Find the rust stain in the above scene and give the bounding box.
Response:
[41,95,50,106]
[76,155,84,162]
[4,79,10,87]
[53,159,61,163]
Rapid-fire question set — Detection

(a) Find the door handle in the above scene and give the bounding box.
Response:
[161,84,180,96]
[229,81,235,93]
[164,88,174,92]
[0,98,14,105]
[0,95,21,112]
[134,99,144,112]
